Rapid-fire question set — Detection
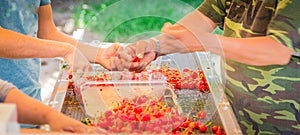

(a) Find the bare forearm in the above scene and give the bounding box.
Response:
[157,9,293,66]
[37,4,77,46]
[38,27,103,63]
[38,28,78,46]
[4,89,56,125]
[37,4,105,63]
[178,10,216,33]
[158,32,292,65]
[218,35,293,65]
[0,27,73,59]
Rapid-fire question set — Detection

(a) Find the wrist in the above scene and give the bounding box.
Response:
[94,48,104,64]
[155,34,178,55]
[44,109,58,125]
[76,42,99,63]
[63,43,76,59]
[150,35,171,56]
[149,37,161,59]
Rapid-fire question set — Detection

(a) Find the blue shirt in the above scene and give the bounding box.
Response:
[0,0,51,101]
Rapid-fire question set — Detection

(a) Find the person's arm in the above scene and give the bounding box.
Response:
[0,26,92,73]
[217,36,292,66]
[2,85,104,133]
[0,26,74,59]
[114,9,293,71]
[153,10,217,55]
[158,10,293,66]
[37,4,120,69]
[37,4,97,62]
[111,10,218,71]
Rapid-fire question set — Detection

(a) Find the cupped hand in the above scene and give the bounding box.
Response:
[95,43,121,70]
[112,40,156,72]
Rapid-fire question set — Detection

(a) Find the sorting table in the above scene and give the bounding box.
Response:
[49,69,242,135]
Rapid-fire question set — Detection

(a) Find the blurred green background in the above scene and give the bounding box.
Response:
[53,0,222,42]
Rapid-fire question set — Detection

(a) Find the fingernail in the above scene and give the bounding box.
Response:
[63,127,75,133]
[137,53,143,58]
[140,62,146,67]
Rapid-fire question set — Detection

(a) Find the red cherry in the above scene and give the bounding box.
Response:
[68,81,74,87]
[197,111,206,119]
[104,110,113,117]
[132,56,141,62]
[68,74,73,79]
[211,125,219,133]
[183,68,189,73]
[134,107,143,114]
[141,114,151,121]
[182,82,189,89]
[194,122,201,129]
[215,129,226,135]
[188,83,195,89]
[199,124,207,133]
[191,72,198,79]
[175,81,182,89]
[198,84,207,92]
[181,121,190,128]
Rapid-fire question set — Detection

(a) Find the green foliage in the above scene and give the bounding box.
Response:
[180,0,204,8]
[73,0,221,42]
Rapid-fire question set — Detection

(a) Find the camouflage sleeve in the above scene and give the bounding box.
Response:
[267,0,300,55]
[197,0,227,29]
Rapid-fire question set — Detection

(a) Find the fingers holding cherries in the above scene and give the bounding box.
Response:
[112,40,157,72]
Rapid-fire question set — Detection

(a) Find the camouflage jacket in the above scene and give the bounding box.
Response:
[199,0,300,134]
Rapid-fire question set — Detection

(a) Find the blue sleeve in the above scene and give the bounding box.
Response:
[40,0,51,6]
[0,80,16,102]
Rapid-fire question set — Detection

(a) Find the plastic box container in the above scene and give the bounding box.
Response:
[73,71,167,118]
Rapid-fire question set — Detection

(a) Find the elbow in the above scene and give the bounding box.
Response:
[275,51,292,65]
[37,27,58,40]
[275,57,291,66]
[278,59,291,66]
[259,40,294,66]
[259,50,292,66]
[270,45,293,65]
[267,38,294,65]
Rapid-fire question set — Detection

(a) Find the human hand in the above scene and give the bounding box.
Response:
[95,43,121,70]
[63,45,92,74]
[111,22,204,72]
[112,40,157,72]
[161,22,205,53]
[47,111,106,134]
